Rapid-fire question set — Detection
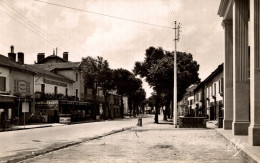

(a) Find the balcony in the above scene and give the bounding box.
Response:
[35,92,79,101]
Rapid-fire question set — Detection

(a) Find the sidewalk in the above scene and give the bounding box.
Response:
[215,128,260,163]
[0,115,147,132]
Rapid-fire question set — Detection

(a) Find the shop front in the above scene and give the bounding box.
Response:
[0,94,15,130]
[35,100,59,123]
[35,100,93,123]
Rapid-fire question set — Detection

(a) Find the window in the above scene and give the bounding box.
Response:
[41,84,45,93]
[76,73,78,81]
[65,88,68,96]
[0,77,6,91]
[219,78,224,93]
[54,86,57,95]
[221,78,224,93]
[76,89,78,98]
[219,80,221,93]
[214,83,216,96]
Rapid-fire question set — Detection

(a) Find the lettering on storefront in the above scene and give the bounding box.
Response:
[43,79,67,87]
[36,100,59,105]
[14,80,30,94]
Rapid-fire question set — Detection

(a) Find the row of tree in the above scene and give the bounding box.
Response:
[80,56,146,119]
[134,47,200,123]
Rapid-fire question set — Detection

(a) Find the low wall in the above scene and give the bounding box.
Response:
[179,116,207,128]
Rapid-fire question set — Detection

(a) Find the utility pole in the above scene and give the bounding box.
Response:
[173,21,181,128]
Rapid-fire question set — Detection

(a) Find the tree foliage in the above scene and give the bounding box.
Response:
[81,56,114,119]
[81,57,146,118]
[134,46,200,122]
[113,68,144,117]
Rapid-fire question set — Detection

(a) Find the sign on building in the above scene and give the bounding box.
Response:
[22,102,29,112]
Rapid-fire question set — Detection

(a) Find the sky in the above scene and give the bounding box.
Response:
[0,0,224,98]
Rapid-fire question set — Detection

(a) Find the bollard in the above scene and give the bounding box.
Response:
[137,117,142,126]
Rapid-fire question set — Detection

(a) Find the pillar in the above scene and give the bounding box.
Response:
[249,0,260,146]
[232,0,250,135]
[222,20,233,130]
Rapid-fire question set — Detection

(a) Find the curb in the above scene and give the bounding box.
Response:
[214,128,258,163]
[2,126,136,163]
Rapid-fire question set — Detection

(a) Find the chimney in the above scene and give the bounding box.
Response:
[8,45,16,62]
[37,53,45,63]
[63,52,68,61]
[11,45,14,53]
[17,52,24,64]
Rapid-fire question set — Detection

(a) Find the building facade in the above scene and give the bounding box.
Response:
[193,64,223,120]
[218,0,260,145]
[0,46,35,126]
[178,85,197,116]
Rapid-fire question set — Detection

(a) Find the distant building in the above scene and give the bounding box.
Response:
[178,85,197,116]
[194,64,223,119]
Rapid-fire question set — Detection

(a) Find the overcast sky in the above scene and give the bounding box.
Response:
[0,0,224,97]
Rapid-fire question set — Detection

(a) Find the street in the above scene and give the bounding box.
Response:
[0,115,153,162]
[0,115,245,163]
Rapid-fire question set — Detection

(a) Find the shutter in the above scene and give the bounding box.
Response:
[26,82,30,94]
[14,80,17,93]
[0,77,6,91]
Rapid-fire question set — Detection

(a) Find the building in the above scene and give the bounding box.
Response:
[178,85,197,116]
[218,0,260,145]
[0,46,35,126]
[194,64,223,120]
[187,85,197,116]
[28,52,91,122]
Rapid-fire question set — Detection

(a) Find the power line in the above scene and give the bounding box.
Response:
[34,0,174,29]
[0,4,67,50]
[1,2,68,50]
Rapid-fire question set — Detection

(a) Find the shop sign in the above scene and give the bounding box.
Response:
[59,117,71,123]
[43,79,67,87]
[22,102,29,112]
[36,100,59,105]
[14,80,30,94]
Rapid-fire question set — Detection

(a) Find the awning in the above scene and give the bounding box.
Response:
[0,94,16,103]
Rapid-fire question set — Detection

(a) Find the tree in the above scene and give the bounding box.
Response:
[81,56,114,119]
[113,68,133,117]
[134,46,200,123]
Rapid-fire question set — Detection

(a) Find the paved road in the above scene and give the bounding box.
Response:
[22,122,244,163]
[0,115,153,162]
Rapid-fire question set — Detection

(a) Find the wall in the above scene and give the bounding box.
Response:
[0,66,10,93]
[10,69,34,96]
[205,72,224,110]
[34,75,73,96]
[56,69,81,99]
[123,96,129,115]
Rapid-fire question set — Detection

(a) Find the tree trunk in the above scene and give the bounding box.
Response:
[120,96,124,118]
[163,106,167,121]
[154,106,159,123]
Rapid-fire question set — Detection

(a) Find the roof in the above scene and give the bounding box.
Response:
[0,54,34,74]
[186,85,197,94]
[37,54,68,64]
[33,62,81,71]
[194,63,223,92]
[24,64,74,83]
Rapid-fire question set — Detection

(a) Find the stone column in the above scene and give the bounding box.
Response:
[222,20,233,130]
[249,0,260,146]
[232,0,250,135]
